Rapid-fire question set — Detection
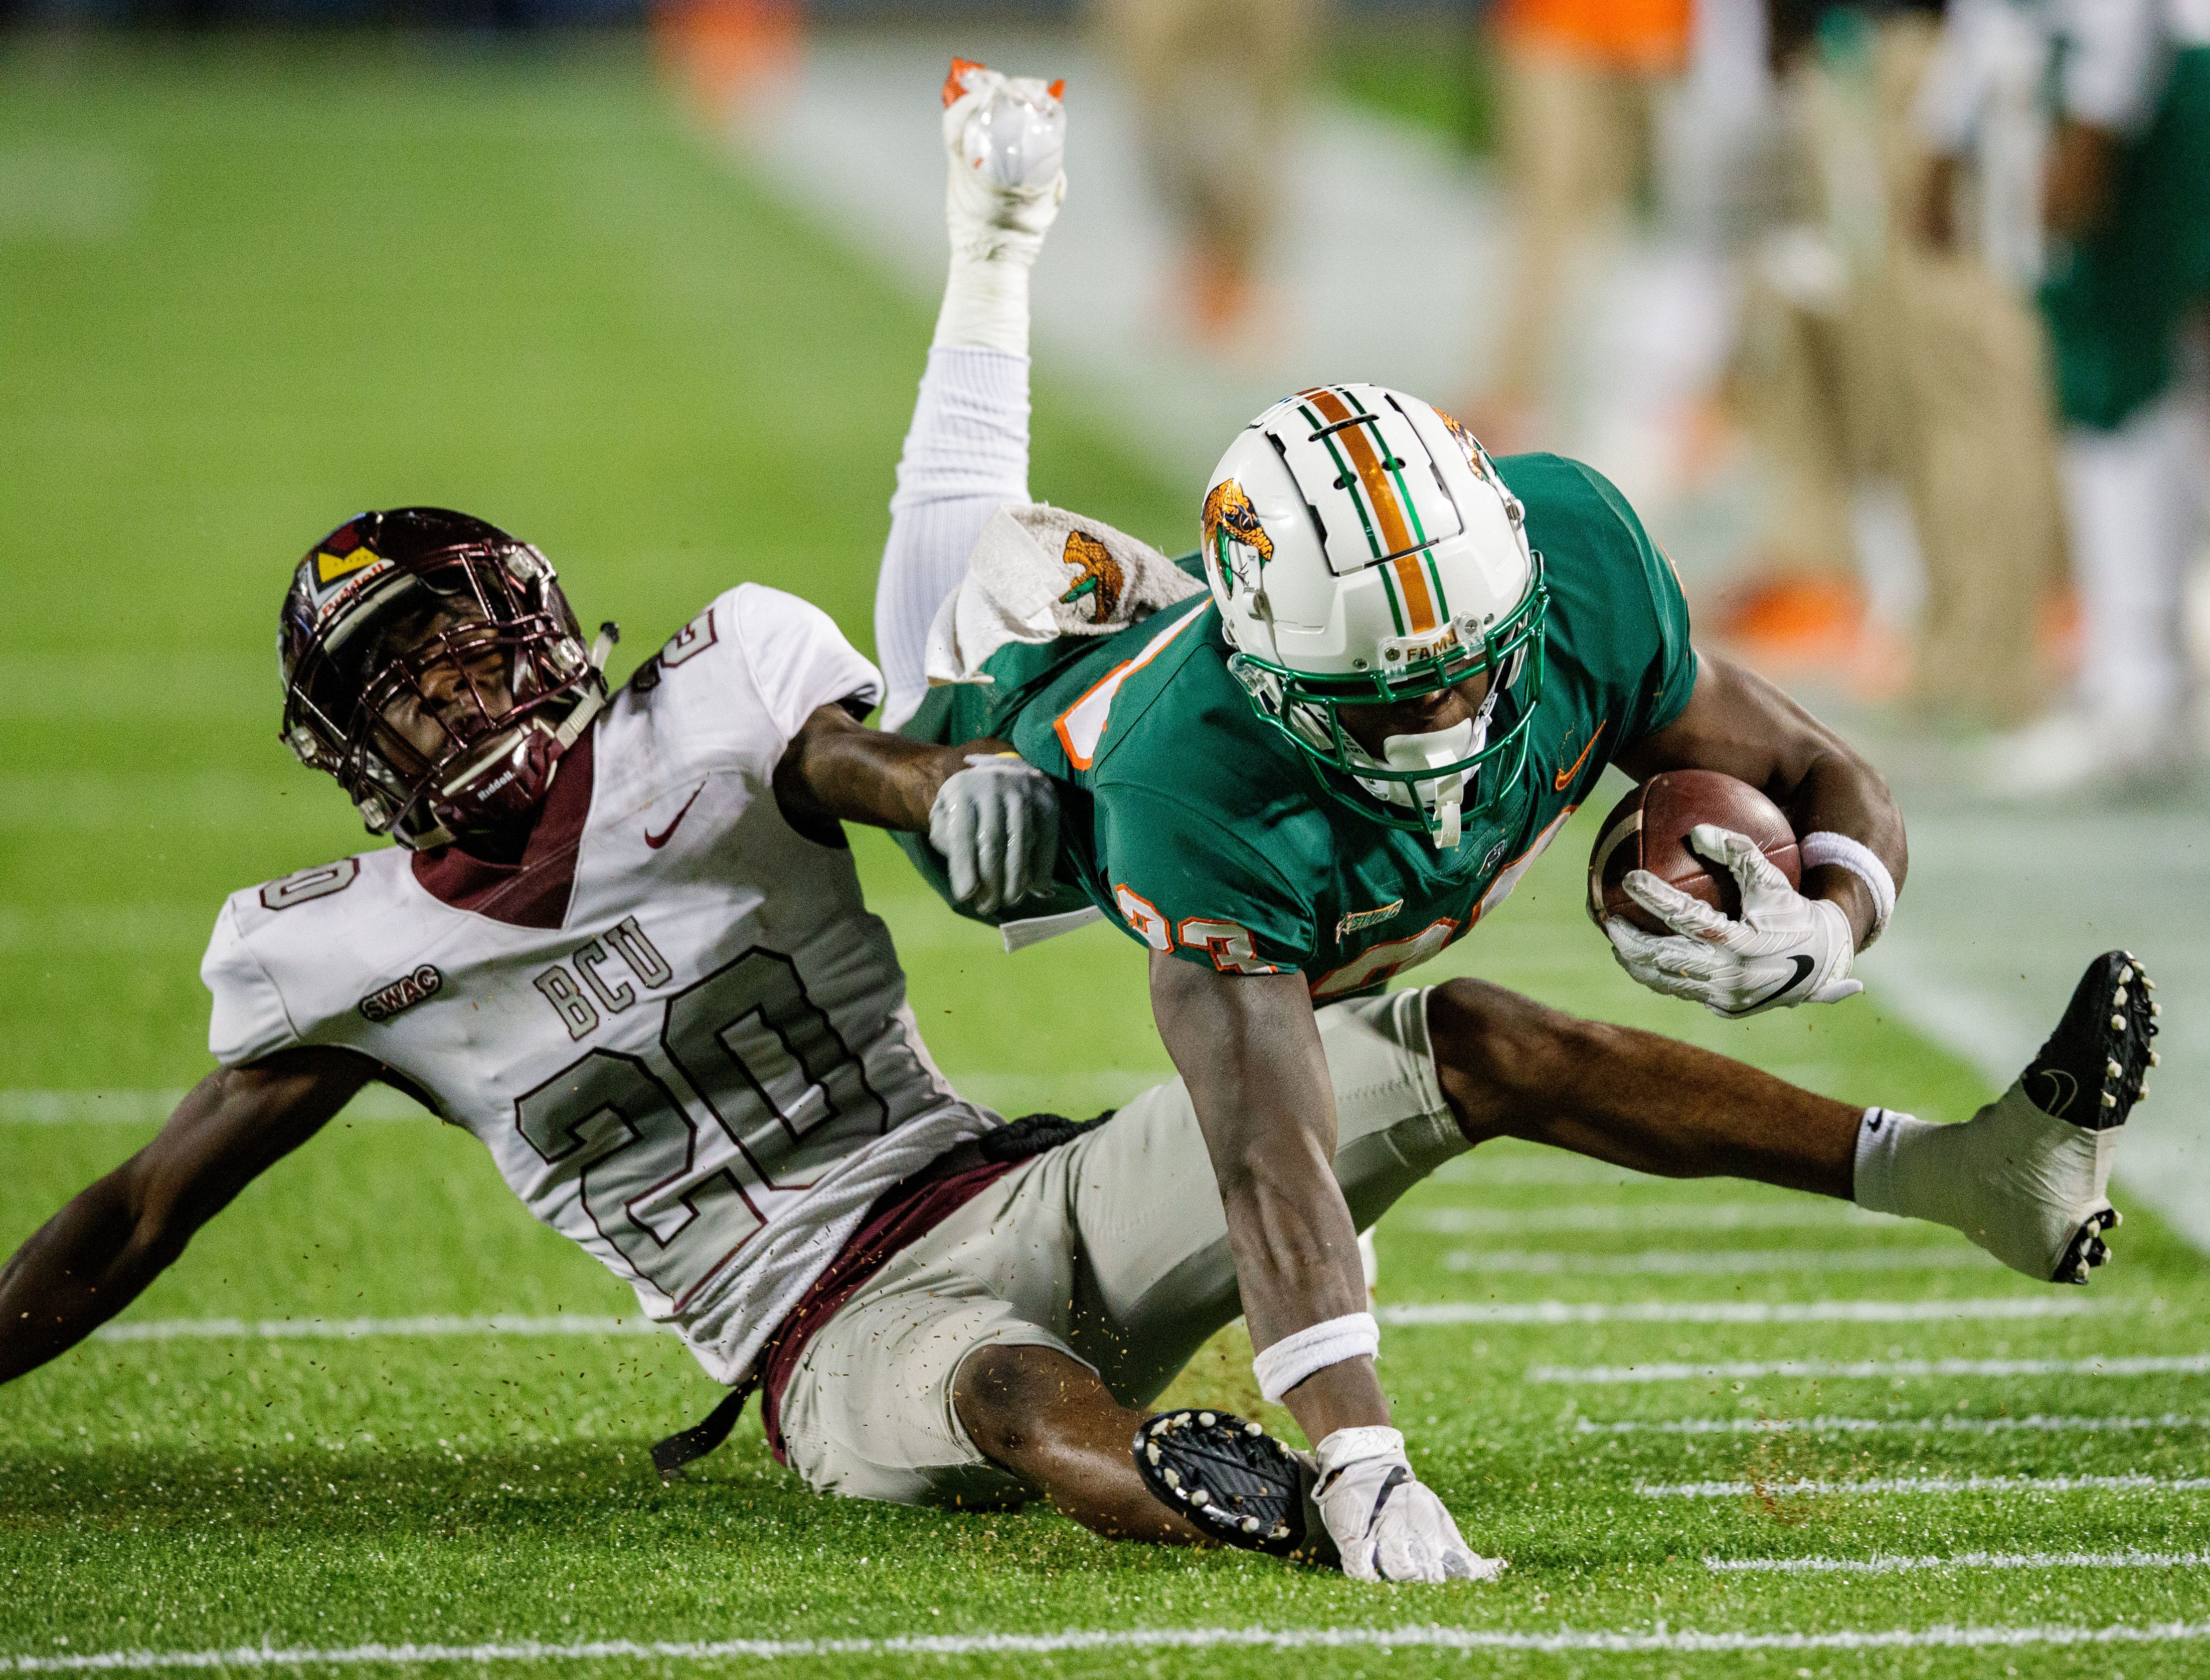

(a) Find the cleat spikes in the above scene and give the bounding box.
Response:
[2111,1013,2126,1031]
[2114,986,2128,1005]
[1131,1407,1331,1565]
[2150,1050,2161,1067]
[2107,1059,2123,1079]
[2103,1090,2117,1107]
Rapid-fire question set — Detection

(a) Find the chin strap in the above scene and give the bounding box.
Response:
[552,621,621,751]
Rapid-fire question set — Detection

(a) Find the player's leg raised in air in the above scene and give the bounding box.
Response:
[874,58,1064,735]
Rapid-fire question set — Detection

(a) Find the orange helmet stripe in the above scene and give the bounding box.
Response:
[1301,388,1438,633]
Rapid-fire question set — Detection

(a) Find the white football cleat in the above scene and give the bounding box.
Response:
[941,57,1066,264]
[1862,952,2154,1282]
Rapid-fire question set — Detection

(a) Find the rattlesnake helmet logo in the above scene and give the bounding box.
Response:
[1435,407,1499,486]
[1202,479,1273,588]
[1059,529,1124,624]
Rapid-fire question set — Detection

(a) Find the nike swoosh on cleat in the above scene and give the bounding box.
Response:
[1744,954,1815,1011]
[644,784,705,850]
[2027,1067,2079,1121]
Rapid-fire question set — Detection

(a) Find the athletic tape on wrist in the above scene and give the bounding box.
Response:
[1800,831,1896,945]
[1252,1311,1380,1405]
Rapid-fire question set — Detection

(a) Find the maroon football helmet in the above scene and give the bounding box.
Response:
[279,508,612,849]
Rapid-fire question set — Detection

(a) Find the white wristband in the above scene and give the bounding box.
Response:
[1800,831,1897,945]
[1252,1311,1380,1405]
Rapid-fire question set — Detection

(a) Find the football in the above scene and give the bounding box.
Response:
[1588,768,1801,934]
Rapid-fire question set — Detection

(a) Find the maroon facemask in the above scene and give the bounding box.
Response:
[279,509,610,848]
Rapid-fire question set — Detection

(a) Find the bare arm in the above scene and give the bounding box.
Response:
[772,700,1005,835]
[1614,648,1907,947]
[0,1048,372,1385]
[1148,952,1389,1444]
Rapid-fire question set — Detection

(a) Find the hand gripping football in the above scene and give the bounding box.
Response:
[1588,769,1800,934]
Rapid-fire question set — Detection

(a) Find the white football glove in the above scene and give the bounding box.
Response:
[1603,823,1862,1018]
[1312,1427,1504,1585]
[928,752,1060,918]
[942,61,1065,264]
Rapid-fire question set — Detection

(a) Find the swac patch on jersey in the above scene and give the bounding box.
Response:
[359,964,443,1024]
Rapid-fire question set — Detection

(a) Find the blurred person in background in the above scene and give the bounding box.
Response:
[1981,0,2210,795]
[1095,0,1322,347]
[1467,0,1696,449]
[1729,0,2065,724]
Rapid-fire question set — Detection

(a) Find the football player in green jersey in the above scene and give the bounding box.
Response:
[870,60,2154,1581]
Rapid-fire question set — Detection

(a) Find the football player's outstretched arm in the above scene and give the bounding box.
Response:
[0,1049,370,1385]
[1146,955,1384,1438]
[775,702,1059,917]
[1150,953,1491,1583]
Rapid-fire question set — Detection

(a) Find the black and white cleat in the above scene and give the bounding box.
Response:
[2018,950,2157,1283]
[1131,1409,1337,1566]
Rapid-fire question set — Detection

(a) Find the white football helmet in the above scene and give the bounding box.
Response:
[1200,383,1547,849]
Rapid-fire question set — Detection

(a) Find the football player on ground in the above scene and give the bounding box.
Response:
[881,62,2163,1579]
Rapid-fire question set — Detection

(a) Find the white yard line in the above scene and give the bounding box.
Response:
[1531,1352,2210,1384]
[1446,1246,1998,1274]
[92,1315,662,1344]
[1641,1474,2210,1496]
[94,1301,2091,1345]
[1410,1203,1886,1234]
[1579,1413,2203,1436]
[1382,1298,2092,1326]
[1708,1551,2210,1574]
[12,1620,2210,1670]
[1,1090,426,1124]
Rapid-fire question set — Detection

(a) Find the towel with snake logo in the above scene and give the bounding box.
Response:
[1058,529,1124,624]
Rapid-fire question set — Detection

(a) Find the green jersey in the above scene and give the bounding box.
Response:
[898,452,1696,997]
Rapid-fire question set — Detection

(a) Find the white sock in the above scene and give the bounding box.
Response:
[874,346,1033,730]
[1851,1093,2112,1277]
[1850,1105,1934,1217]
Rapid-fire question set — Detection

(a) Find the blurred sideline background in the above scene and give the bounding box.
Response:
[1,0,2206,1244]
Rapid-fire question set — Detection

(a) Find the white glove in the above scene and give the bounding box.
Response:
[928,752,1060,918]
[1312,1426,1504,1585]
[942,62,1066,265]
[1603,823,1862,1018]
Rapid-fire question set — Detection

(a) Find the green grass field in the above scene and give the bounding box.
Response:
[2,37,2207,1677]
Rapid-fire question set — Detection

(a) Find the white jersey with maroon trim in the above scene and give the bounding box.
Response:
[200,584,994,1386]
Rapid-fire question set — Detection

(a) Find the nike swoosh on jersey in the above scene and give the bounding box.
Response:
[1553,722,1606,791]
[1744,954,1816,1012]
[644,784,706,850]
